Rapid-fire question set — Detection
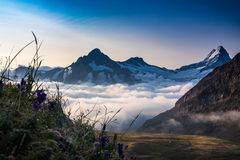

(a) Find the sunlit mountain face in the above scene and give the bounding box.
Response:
[0,0,239,130]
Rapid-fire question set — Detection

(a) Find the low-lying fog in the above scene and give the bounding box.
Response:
[45,81,196,131]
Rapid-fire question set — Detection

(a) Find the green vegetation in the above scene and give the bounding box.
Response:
[0,34,129,160]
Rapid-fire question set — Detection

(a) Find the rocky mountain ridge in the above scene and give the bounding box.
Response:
[14,46,231,85]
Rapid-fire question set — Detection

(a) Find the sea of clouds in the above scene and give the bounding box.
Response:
[44,81,195,131]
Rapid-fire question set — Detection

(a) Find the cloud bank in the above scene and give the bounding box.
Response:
[156,111,240,134]
[45,81,194,131]
[192,111,240,125]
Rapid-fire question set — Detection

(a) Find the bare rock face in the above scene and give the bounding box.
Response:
[140,53,240,141]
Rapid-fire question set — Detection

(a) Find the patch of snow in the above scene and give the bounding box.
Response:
[204,49,217,61]
[207,54,219,66]
[196,66,205,70]
[39,66,54,71]
[89,61,113,72]
[168,69,199,80]
[119,63,171,75]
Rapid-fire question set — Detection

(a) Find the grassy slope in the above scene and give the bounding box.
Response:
[121,133,240,160]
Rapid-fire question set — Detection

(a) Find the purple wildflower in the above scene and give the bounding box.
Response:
[33,100,43,111]
[33,89,47,111]
[99,134,108,148]
[36,90,47,103]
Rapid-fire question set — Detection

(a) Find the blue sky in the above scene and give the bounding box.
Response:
[0,0,239,68]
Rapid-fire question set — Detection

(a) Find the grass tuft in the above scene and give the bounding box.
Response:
[0,33,133,160]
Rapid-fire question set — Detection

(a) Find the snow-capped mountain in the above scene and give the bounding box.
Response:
[168,46,231,81]
[14,46,231,84]
[42,48,136,84]
[118,45,231,83]
[118,57,174,82]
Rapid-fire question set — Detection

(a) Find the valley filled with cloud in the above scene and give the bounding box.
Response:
[45,81,195,130]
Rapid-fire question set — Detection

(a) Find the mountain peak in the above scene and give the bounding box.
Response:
[88,48,103,56]
[216,46,231,61]
[85,48,111,61]
[216,45,230,57]
[124,57,148,66]
[217,45,225,52]
[204,46,230,62]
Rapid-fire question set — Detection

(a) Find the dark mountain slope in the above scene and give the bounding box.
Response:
[63,48,136,84]
[176,51,240,113]
[140,53,240,141]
